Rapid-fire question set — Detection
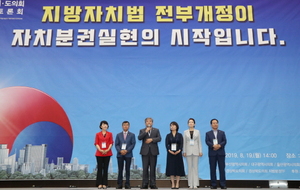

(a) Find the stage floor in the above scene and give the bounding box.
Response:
[0,188,297,190]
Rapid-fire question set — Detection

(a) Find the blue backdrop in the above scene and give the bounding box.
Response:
[0,0,300,180]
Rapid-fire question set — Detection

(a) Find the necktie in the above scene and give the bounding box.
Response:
[124,133,127,140]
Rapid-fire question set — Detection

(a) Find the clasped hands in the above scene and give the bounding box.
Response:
[120,150,128,155]
[145,128,153,144]
[145,138,153,144]
[99,149,109,154]
[183,152,203,157]
[169,150,181,155]
[213,144,221,150]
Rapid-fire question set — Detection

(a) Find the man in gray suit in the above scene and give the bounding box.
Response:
[138,117,161,189]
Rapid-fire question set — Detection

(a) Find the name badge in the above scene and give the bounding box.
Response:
[171,143,177,151]
[102,142,107,149]
[190,139,194,146]
[121,143,127,150]
[213,139,218,145]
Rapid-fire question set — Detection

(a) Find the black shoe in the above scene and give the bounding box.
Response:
[210,186,217,189]
[221,186,227,189]
[150,185,158,189]
[125,185,131,189]
[117,185,123,189]
[141,185,148,189]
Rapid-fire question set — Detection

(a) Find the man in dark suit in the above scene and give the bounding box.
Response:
[205,119,227,189]
[115,121,136,189]
[138,117,161,189]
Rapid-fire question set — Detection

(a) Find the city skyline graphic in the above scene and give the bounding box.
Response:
[0,143,165,180]
[0,143,88,176]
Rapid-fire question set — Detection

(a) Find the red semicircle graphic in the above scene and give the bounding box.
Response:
[0,86,73,153]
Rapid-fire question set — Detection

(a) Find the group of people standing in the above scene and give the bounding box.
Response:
[94,117,227,190]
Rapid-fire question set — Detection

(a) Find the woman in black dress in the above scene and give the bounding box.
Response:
[165,121,186,189]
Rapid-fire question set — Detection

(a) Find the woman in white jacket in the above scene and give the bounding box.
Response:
[183,118,203,189]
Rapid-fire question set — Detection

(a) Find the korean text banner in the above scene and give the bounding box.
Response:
[0,0,300,180]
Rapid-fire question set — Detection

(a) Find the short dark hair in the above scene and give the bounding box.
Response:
[188,118,196,124]
[210,119,219,124]
[170,121,179,132]
[99,120,109,129]
[122,121,130,125]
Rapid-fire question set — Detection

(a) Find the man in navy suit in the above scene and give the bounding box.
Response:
[205,119,227,189]
[115,121,136,189]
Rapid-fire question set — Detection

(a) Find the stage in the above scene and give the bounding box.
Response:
[0,180,299,189]
[0,188,299,190]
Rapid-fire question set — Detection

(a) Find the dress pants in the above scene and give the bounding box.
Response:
[209,155,226,187]
[96,156,111,186]
[117,156,132,186]
[186,155,199,187]
[142,151,157,186]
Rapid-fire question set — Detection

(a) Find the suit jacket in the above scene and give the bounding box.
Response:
[183,129,203,156]
[205,130,227,156]
[115,131,136,158]
[94,131,114,157]
[138,127,161,156]
[165,132,183,152]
